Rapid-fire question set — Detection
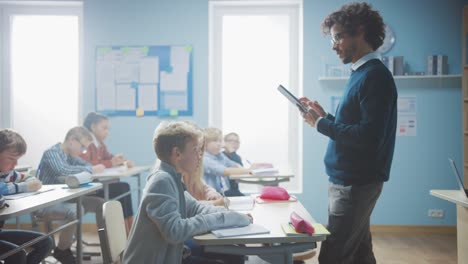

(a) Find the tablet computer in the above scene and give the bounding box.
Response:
[277,85,308,113]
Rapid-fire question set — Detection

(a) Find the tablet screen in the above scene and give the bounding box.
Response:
[277,85,308,113]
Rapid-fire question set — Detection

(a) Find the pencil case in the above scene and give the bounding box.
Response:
[290,211,314,235]
[259,186,290,200]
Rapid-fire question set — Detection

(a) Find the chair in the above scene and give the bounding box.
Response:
[98,201,127,264]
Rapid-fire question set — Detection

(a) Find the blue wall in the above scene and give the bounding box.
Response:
[83,0,467,225]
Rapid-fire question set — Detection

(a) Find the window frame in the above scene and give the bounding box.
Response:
[0,1,83,127]
[208,0,304,192]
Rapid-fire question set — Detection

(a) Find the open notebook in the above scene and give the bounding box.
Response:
[211,224,270,238]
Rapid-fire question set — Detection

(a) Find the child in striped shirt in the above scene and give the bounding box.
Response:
[36,126,105,264]
[0,128,52,264]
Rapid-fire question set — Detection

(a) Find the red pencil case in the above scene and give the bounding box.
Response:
[290,211,315,235]
[259,186,290,200]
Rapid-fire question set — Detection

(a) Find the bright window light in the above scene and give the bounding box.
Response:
[11,15,79,167]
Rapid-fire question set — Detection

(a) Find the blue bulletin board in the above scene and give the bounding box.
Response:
[95,45,193,117]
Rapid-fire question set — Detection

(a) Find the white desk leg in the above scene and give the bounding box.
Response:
[76,197,83,264]
[104,182,109,200]
[457,205,468,264]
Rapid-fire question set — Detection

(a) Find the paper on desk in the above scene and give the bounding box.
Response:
[211,224,270,238]
[251,168,279,176]
[93,165,128,177]
[4,185,56,200]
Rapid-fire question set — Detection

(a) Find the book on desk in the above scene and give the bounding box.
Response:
[211,224,270,238]
[281,223,330,237]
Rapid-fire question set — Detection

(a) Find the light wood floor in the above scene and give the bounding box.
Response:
[56,232,457,264]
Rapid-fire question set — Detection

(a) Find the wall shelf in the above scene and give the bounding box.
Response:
[318,74,461,81]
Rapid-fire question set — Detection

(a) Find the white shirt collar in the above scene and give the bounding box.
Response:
[351,51,381,71]
[91,133,100,148]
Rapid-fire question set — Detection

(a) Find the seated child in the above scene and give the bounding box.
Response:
[80,112,134,233]
[0,129,53,264]
[36,126,105,264]
[123,121,251,264]
[203,128,261,197]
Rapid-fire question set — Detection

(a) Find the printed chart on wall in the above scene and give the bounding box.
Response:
[95,45,193,117]
[397,96,417,136]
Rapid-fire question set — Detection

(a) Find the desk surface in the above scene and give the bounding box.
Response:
[193,200,326,245]
[430,189,468,207]
[229,173,294,180]
[0,183,102,220]
[91,165,151,179]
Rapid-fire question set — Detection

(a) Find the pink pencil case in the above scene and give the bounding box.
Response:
[259,186,290,200]
[290,211,315,235]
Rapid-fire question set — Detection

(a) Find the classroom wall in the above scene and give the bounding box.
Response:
[83,0,467,225]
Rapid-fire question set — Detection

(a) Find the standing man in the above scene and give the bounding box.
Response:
[301,3,397,264]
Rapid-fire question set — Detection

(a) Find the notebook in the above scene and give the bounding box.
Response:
[448,158,468,198]
[226,196,255,211]
[211,224,270,238]
[281,222,330,236]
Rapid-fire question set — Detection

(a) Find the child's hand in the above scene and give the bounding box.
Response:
[26,180,42,192]
[92,164,106,173]
[212,197,226,207]
[111,154,125,166]
[124,160,135,168]
[246,213,253,223]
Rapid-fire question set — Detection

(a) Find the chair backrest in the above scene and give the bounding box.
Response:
[102,201,127,262]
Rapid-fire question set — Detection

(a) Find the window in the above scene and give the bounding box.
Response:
[1,3,82,168]
[209,1,303,192]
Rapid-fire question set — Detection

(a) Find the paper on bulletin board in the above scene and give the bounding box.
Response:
[397,97,417,136]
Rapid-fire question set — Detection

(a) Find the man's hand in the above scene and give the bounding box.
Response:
[298,97,325,128]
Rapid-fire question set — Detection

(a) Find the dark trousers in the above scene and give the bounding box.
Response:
[224,180,244,197]
[0,230,53,264]
[95,182,134,218]
[183,239,244,264]
[319,182,383,264]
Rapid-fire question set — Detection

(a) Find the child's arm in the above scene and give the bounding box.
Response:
[144,176,250,243]
[80,143,114,168]
[43,151,93,176]
[0,171,42,194]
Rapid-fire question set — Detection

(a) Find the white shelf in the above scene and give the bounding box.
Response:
[318,74,462,81]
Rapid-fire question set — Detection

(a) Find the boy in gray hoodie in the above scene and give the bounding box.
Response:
[123,121,251,264]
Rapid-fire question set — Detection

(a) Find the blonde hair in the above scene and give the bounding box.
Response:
[204,127,222,143]
[64,126,92,142]
[153,121,203,163]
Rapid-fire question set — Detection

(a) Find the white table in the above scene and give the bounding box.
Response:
[91,166,151,203]
[229,173,294,186]
[193,200,327,264]
[0,183,103,264]
[430,189,468,264]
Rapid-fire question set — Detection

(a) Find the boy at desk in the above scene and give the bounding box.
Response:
[36,126,105,264]
[123,121,251,264]
[0,129,52,264]
[80,112,134,234]
[203,128,263,197]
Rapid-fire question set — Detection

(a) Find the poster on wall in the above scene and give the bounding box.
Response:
[397,96,417,136]
[95,45,193,117]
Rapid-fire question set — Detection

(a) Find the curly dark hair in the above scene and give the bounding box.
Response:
[321,2,385,51]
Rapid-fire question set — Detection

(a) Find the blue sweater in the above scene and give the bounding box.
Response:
[317,59,397,186]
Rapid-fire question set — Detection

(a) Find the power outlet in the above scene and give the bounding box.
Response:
[428,209,444,218]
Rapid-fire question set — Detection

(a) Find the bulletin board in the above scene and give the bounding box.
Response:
[95,45,193,117]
